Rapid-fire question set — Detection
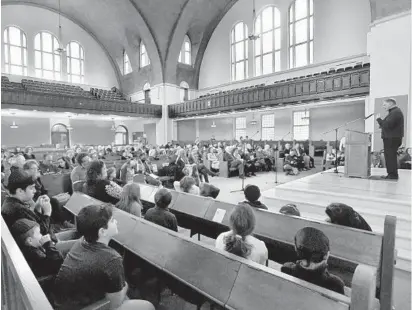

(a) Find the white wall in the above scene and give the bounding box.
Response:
[366,12,411,148]
[1,5,118,88]
[199,0,371,89]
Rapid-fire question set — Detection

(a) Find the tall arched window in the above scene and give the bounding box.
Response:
[66,41,85,83]
[180,81,189,102]
[230,22,248,81]
[34,32,61,80]
[123,50,132,75]
[3,26,27,76]
[289,0,313,68]
[143,82,151,104]
[254,6,281,76]
[140,42,150,68]
[51,123,69,147]
[115,125,129,145]
[178,35,191,65]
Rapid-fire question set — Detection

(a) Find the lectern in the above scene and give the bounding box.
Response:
[344,130,371,178]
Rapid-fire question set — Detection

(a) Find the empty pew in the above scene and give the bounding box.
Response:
[62,193,379,310]
[137,184,396,310]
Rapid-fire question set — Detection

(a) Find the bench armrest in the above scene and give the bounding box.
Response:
[351,264,378,310]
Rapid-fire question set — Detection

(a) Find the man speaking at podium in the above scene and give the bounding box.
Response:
[376,98,404,180]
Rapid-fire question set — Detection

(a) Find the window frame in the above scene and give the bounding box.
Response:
[254,6,281,76]
[289,0,314,69]
[3,26,28,76]
[66,41,85,83]
[123,50,132,75]
[261,114,275,140]
[140,42,150,68]
[235,116,247,141]
[34,31,61,81]
[178,35,192,65]
[180,81,189,102]
[143,82,151,104]
[292,110,310,140]
[230,22,249,82]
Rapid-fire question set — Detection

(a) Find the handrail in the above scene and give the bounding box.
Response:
[1,216,54,310]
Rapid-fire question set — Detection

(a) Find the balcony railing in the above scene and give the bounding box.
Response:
[169,64,370,118]
[1,89,162,118]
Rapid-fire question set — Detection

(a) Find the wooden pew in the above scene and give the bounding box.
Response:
[137,184,396,310]
[62,193,379,310]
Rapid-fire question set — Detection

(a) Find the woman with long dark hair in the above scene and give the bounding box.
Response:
[115,183,142,217]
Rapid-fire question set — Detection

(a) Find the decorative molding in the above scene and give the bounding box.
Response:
[370,9,411,28]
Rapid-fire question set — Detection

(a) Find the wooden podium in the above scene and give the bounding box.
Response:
[344,130,371,178]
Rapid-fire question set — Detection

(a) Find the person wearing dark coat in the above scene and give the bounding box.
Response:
[376,98,404,180]
[325,203,372,231]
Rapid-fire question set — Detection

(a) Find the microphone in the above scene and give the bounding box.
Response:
[281,131,291,140]
[364,113,375,120]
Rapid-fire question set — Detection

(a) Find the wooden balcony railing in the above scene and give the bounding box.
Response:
[169,64,370,118]
[1,89,162,118]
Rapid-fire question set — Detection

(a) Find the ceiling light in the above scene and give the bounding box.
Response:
[211,121,217,128]
[10,121,18,129]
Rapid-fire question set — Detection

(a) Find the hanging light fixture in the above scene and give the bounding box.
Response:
[55,0,66,54]
[10,121,18,129]
[211,121,217,128]
[248,0,260,41]
[66,116,73,131]
[250,112,258,125]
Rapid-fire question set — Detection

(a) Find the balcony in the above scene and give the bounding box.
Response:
[169,63,370,118]
[1,89,162,118]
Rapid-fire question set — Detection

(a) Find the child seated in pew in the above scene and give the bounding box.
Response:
[107,167,124,186]
[199,182,220,199]
[325,203,372,231]
[279,204,301,216]
[241,184,268,210]
[11,218,64,277]
[144,188,178,232]
[53,204,155,310]
[281,227,345,294]
[215,203,268,265]
[115,183,142,217]
[174,176,200,195]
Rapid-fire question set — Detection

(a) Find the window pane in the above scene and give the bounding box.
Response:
[255,15,261,34]
[35,69,42,78]
[262,127,275,140]
[71,43,80,58]
[10,46,22,65]
[184,41,190,51]
[295,19,308,44]
[185,51,191,64]
[54,38,59,50]
[289,5,294,22]
[4,29,8,44]
[55,72,61,81]
[9,27,21,45]
[35,51,42,68]
[255,38,261,55]
[235,23,244,41]
[71,58,80,74]
[245,59,248,77]
[289,24,294,46]
[274,51,281,72]
[81,60,84,75]
[274,8,281,28]
[43,70,54,79]
[235,42,244,61]
[310,41,313,64]
[289,48,294,68]
[43,53,53,70]
[274,28,281,49]
[178,51,182,62]
[34,34,40,50]
[255,56,261,76]
[67,60,70,73]
[23,49,27,66]
[72,75,80,83]
[295,43,307,67]
[262,53,273,75]
[10,65,23,75]
[236,62,244,80]
[262,114,275,127]
[295,0,308,20]
[309,0,313,15]
[54,54,60,71]
[5,47,9,63]
[231,64,235,81]
[141,43,146,54]
[23,68,27,76]
[262,7,273,32]
[22,34,26,47]
[310,17,313,40]
[262,31,273,54]
[231,29,235,43]
[236,117,246,128]
[42,33,52,52]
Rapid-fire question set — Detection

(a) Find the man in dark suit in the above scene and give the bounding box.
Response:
[376,98,404,180]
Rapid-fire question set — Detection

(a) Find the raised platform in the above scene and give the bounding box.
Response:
[261,167,411,273]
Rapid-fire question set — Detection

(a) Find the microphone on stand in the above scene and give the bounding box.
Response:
[281,131,291,140]
[364,113,375,120]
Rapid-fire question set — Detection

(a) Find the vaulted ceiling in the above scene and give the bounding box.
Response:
[2,0,410,89]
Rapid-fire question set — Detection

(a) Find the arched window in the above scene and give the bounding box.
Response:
[289,0,313,68]
[143,82,151,104]
[66,41,85,83]
[51,123,69,147]
[34,32,61,80]
[254,6,281,76]
[115,125,129,145]
[230,22,248,81]
[180,81,189,102]
[123,50,132,75]
[178,35,191,65]
[3,26,27,76]
[140,42,150,68]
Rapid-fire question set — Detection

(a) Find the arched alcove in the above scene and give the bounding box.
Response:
[51,123,70,147]
[115,125,129,145]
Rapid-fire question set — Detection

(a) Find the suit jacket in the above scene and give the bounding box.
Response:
[377,106,404,139]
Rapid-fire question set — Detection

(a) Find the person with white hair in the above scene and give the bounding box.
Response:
[222,146,245,178]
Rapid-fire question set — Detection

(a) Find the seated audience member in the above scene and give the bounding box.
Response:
[399,147,411,169]
[279,204,301,216]
[242,184,268,210]
[57,157,72,172]
[215,203,268,265]
[144,188,178,232]
[65,149,76,165]
[11,219,63,277]
[70,152,90,184]
[24,147,36,160]
[294,143,314,169]
[115,183,142,217]
[39,154,58,175]
[53,204,154,310]
[120,159,137,184]
[281,227,345,294]
[280,143,292,158]
[199,183,220,199]
[174,149,189,182]
[325,203,372,231]
[223,146,245,179]
[11,154,26,171]
[283,151,300,175]
[107,167,123,185]
[85,160,122,204]
[207,147,220,172]
[176,176,200,195]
